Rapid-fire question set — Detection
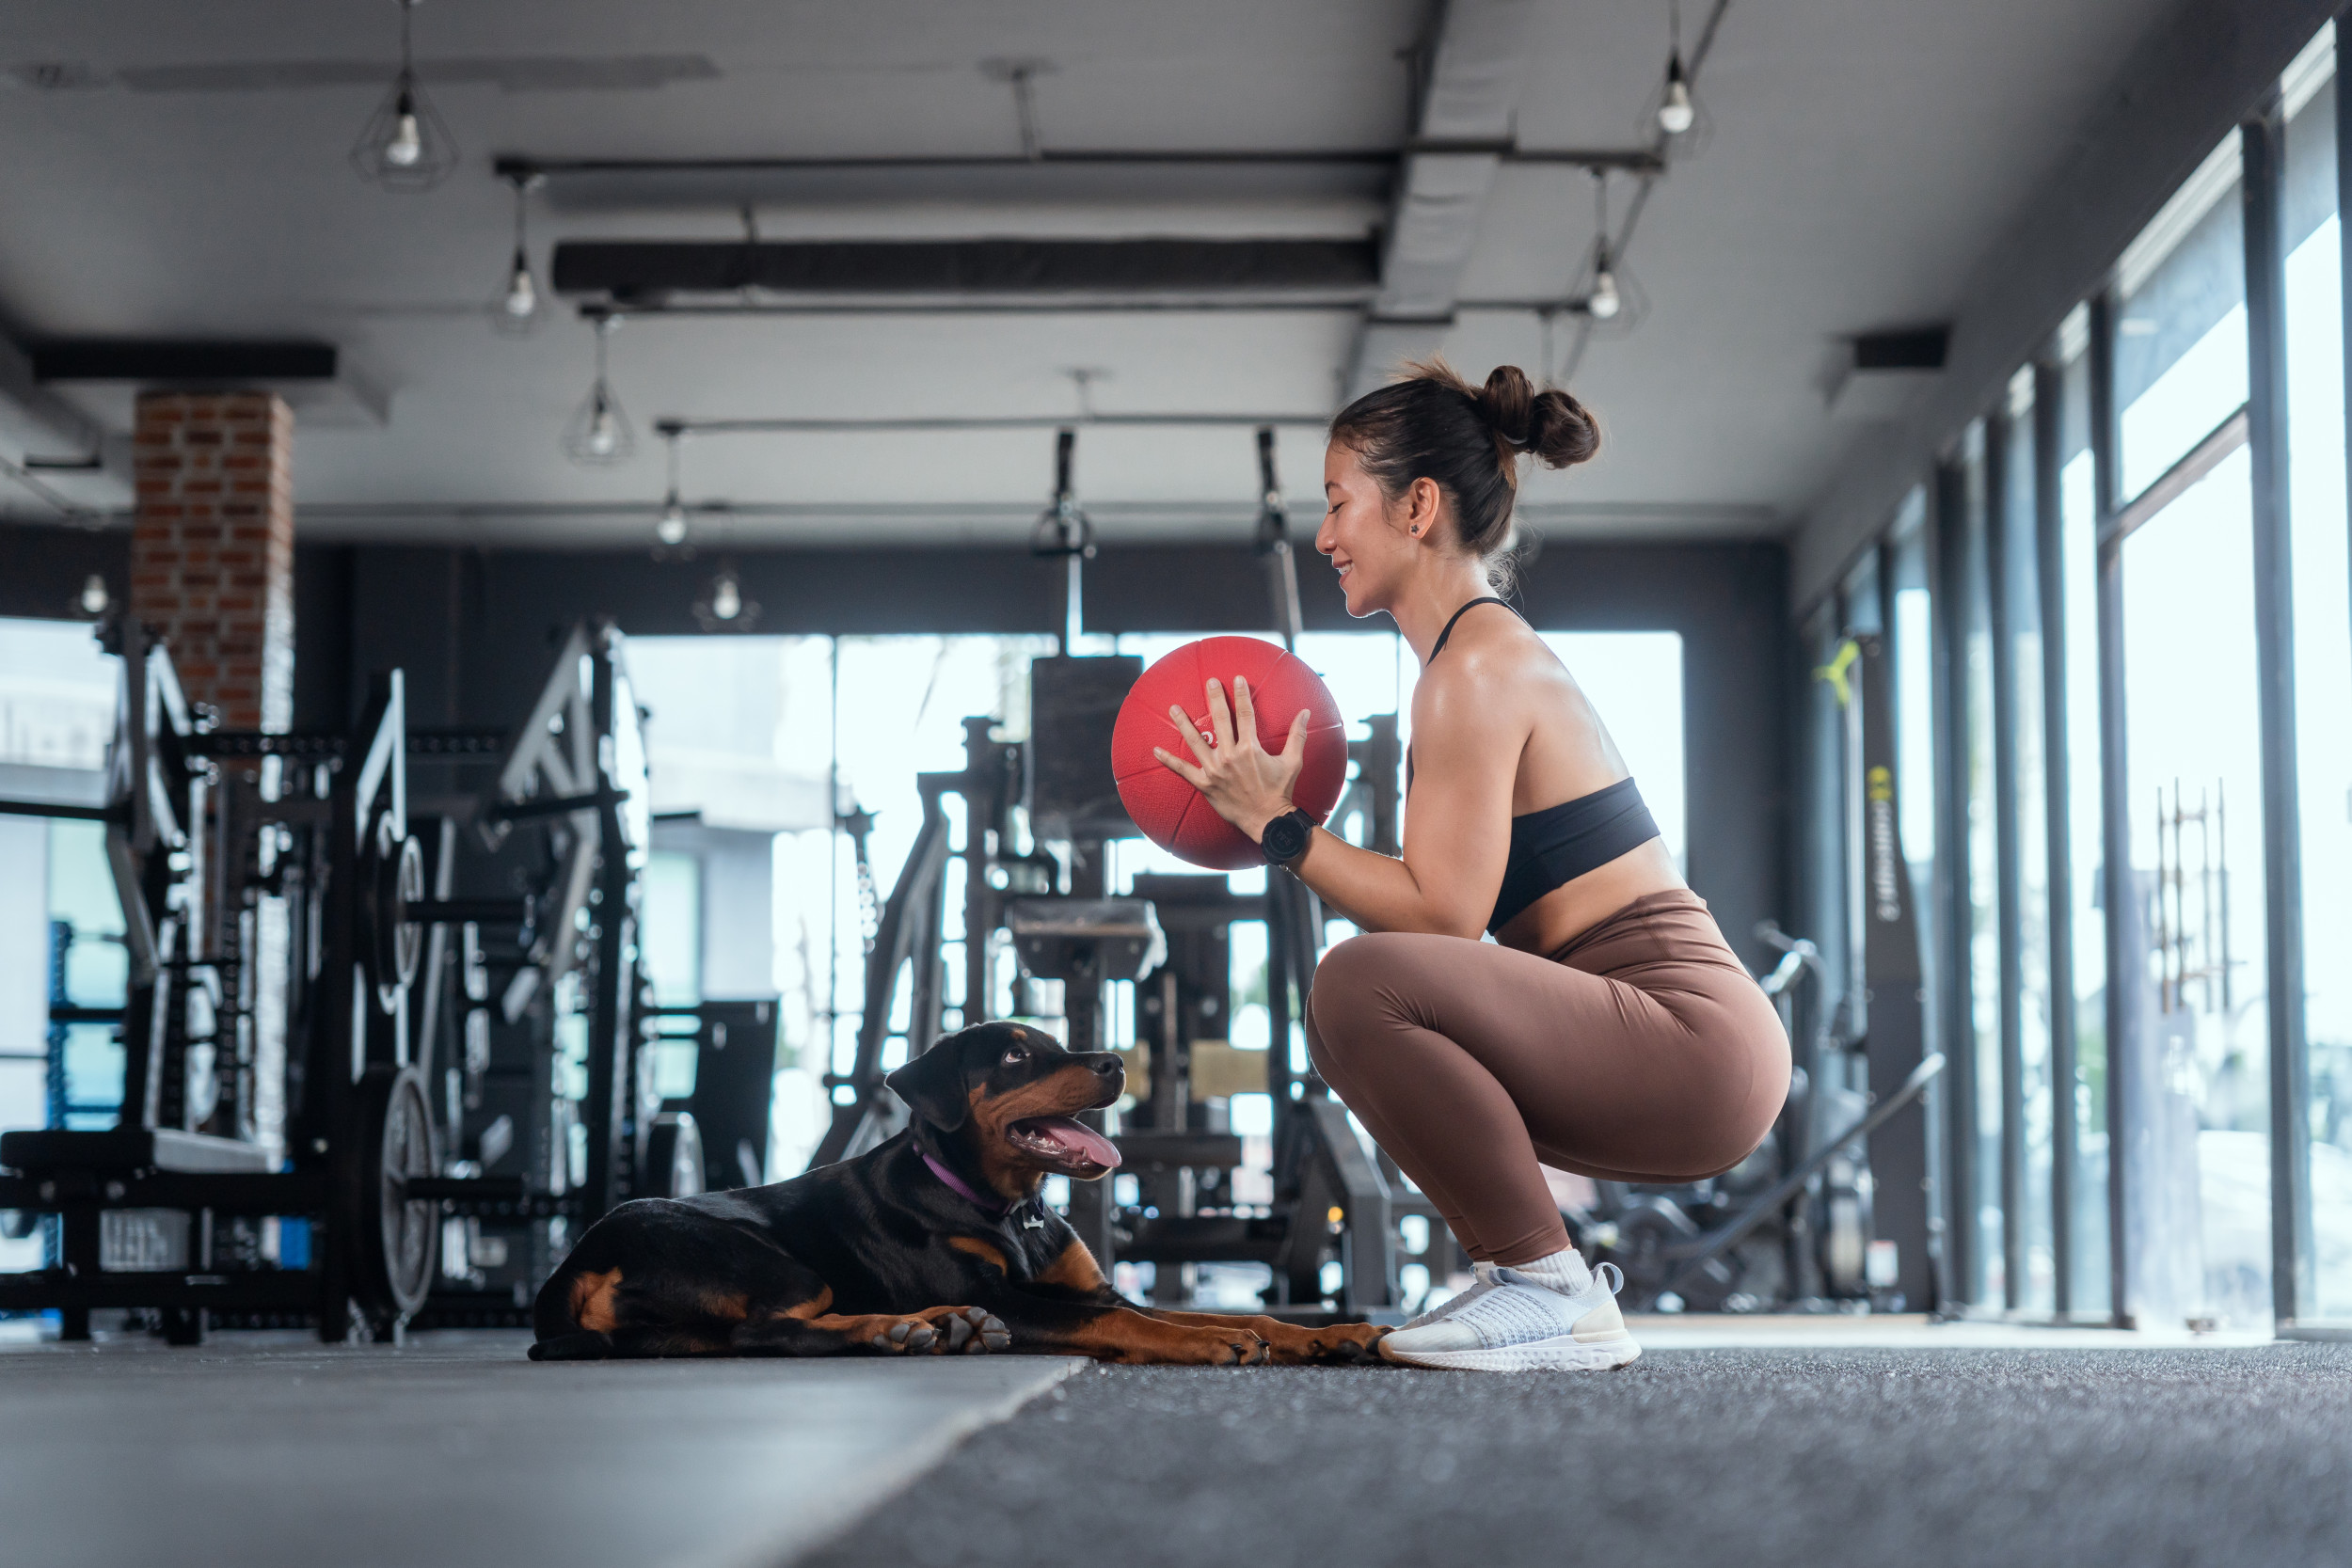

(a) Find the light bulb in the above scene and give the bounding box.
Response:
[503,251,536,318]
[588,398,617,456]
[1589,267,1622,320]
[711,574,741,621]
[656,500,688,546]
[80,574,108,615]
[1660,77,1695,135]
[386,96,423,167]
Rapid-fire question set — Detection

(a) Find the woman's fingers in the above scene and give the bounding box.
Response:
[1278,707,1309,760]
[1232,676,1258,745]
[1204,678,1238,751]
[1153,746,1208,788]
[1167,704,1214,766]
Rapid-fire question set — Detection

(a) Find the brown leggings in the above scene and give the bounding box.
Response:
[1303,889,1791,1268]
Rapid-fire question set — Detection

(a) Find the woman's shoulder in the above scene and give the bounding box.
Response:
[1414,611,1561,719]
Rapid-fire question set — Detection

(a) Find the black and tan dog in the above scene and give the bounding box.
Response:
[530,1021,1389,1365]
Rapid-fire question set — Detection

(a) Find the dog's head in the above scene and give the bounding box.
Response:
[886,1022,1125,1199]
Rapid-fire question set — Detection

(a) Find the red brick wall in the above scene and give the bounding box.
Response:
[129,391,294,732]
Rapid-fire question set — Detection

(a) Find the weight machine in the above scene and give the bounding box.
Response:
[0,619,713,1341]
[814,426,1438,1321]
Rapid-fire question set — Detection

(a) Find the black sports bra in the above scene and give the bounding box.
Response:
[1407,597,1661,935]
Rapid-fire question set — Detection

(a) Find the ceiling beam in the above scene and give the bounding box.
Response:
[552,237,1380,301]
[1344,0,1543,402]
[29,341,338,382]
[497,146,1660,179]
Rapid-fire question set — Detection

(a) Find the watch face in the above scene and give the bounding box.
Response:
[1264,813,1306,862]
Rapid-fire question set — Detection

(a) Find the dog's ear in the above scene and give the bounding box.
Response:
[885,1037,972,1132]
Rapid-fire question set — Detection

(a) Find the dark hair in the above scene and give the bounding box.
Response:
[1327,358,1600,571]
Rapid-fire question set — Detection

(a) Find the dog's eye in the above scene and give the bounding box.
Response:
[1001,1047,1025,1066]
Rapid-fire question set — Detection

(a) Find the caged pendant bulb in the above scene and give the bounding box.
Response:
[710,572,742,622]
[79,574,108,616]
[656,499,688,546]
[588,399,619,457]
[1589,266,1623,320]
[1659,61,1695,135]
[386,99,424,166]
[502,251,536,318]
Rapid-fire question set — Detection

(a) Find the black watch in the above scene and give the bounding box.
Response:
[1258,808,1316,866]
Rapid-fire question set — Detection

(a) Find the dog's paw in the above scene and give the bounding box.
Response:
[945,1307,1011,1354]
[870,1317,940,1353]
[1212,1330,1270,1367]
[1268,1322,1389,1365]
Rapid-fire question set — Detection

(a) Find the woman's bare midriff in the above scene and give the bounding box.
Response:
[1491,836,1687,956]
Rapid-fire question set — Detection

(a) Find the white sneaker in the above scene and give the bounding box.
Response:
[1396,1260,1503,1331]
[1379,1260,1641,1371]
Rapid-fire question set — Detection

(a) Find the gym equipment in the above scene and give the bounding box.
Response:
[1572,633,1940,1313]
[810,659,1426,1321]
[1110,636,1348,870]
[0,619,713,1341]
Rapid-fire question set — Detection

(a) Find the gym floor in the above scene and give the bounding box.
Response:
[6,1323,2345,1567]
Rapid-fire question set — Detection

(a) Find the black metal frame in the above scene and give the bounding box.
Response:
[1929,455,1980,1307]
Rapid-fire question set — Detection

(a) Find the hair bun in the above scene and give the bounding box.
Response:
[1476,364,1600,471]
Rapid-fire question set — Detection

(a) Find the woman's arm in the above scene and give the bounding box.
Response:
[1152,668,1520,939]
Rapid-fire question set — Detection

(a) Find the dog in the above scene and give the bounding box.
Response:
[530,1021,1390,1365]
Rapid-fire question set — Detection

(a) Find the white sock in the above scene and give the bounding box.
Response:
[1502,1247,1594,1296]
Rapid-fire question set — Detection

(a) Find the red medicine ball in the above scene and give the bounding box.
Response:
[1111,637,1348,870]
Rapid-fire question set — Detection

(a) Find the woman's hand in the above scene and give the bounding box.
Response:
[1152,676,1311,842]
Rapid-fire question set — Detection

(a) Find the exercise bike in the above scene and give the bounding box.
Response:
[1568,923,1943,1313]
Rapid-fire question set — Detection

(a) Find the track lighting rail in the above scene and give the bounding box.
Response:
[492,144,1663,183]
[649,413,1331,438]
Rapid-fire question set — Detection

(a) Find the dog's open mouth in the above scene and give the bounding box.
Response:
[1006,1116,1122,1177]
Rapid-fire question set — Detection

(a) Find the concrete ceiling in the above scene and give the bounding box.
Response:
[0,0,2172,551]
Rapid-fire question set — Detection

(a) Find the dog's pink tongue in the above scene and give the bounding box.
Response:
[1031,1116,1121,1170]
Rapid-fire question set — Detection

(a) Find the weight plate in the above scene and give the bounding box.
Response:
[355,1065,437,1323]
[644,1112,705,1198]
[365,817,426,1013]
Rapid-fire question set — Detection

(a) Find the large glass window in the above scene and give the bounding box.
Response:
[2116,135,2249,499]
[1999,377,2058,1313]
[2118,444,2272,1329]
[1889,498,1937,1021]
[2281,31,2352,1323]
[1957,426,2006,1306]
[2057,314,2113,1318]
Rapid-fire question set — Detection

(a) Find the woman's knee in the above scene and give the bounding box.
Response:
[1307,933,1416,1063]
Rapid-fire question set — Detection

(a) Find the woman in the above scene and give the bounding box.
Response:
[1152,360,1789,1371]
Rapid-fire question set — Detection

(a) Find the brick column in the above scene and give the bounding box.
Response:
[130,391,294,732]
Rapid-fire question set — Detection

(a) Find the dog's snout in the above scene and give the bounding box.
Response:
[1087,1053,1120,1078]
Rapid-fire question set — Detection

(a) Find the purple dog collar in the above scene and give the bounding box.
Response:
[922,1148,1009,1219]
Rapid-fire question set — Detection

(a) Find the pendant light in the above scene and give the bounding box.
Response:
[493,170,544,336]
[561,312,636,467]
[1645,0,1711,154]
[351,0,458,193]
[654,428,690,547]
[78,574,109,617]
[691,561,761,632]
[1581,171,1645,333]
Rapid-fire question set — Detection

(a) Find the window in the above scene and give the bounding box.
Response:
[2056,311,2113,1317]
[2280,29,2352,1321]
[1956,424,2006,1306]
[1998,373,2058,1313]
[2116,135,2248,500]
